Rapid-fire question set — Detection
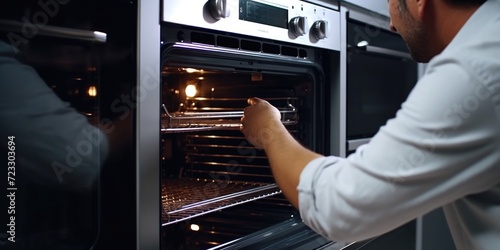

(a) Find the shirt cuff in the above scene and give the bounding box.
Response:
[297,156,339,196]
[297,156,340,237]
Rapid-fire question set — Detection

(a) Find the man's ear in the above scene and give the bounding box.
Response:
[416,0,428,18]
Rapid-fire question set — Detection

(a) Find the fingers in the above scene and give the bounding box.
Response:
[247,97,264,105]
[243,97,260,127]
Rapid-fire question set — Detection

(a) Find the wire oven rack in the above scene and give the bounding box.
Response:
[161,97,298,133]
[161,178,282,226]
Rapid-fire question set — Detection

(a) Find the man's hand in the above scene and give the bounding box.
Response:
[240,97,322,208]
[240,97,283,149]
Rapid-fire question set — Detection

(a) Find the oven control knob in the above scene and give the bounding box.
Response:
[312,20,328,40]
[209,0,231,20]
[289,16,308,37]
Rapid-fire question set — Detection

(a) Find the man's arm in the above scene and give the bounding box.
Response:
[241,97,322,208]
[241,59,500,242]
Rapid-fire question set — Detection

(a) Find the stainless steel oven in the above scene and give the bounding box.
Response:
[158,0,344,249]
[340,4,419,155]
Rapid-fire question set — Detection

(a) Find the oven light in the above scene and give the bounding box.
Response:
[185,84,197,97]
[190,224,200,232]
[356,40,369,47]
[184,68,203,73]
[87,85,97,97]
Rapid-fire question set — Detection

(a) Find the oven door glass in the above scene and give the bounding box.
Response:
[1,10,103,250]
[347,52,417,139]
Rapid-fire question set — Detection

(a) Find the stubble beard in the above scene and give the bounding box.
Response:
[400,10,433,63]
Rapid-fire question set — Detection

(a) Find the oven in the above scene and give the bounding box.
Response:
[157,0,344,249]
[340,4,419,155]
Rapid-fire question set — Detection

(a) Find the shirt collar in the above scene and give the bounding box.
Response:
[443,0,500,54]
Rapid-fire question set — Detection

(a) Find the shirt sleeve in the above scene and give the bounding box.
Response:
[297,56,500,242]
[0,41,109,191]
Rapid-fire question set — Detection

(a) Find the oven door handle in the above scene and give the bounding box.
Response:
[0,20,107,43]
[348,44,412,60]
[347,138,372,152]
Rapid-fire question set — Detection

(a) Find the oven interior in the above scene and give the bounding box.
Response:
[160,66,312,249]
[159,37,325,249]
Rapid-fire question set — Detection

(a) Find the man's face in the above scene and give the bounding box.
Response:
[388,0,432,62]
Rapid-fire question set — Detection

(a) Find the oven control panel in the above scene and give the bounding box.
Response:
[162,0,340,51]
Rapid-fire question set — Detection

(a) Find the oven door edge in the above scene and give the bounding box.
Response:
[162,42,322,73]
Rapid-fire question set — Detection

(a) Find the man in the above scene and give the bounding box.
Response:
[241,0,500,249]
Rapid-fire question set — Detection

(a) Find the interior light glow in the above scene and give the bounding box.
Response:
[184,68,199,73]
[185,84,197,97]
[190,224,200,231]
[87,85,97,97]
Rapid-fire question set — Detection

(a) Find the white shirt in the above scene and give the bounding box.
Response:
[298,1,500,249]
[0,41,109,191]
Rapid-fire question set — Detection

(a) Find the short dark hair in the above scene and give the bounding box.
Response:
[399,0,487,11]
[445,0,487,6]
